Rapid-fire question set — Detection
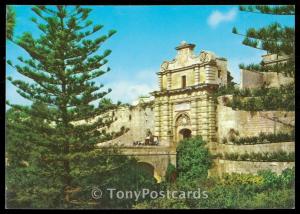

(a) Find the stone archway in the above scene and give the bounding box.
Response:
[174,113,191,144]
[179,128,191,140]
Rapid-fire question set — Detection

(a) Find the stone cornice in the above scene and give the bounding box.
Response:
[157,61,217,75]
[175,43,195,50]
[150,84,219,97]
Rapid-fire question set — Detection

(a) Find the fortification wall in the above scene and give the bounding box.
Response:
[210,96,295,176]
[240,69,294,89]
[210,141,294,155]
[100,105,155,146]
[216,96,294,141]
[240,69,263,89]
[209,159,294,177]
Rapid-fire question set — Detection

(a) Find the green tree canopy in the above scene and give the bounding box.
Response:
[176,136,212,182]
[6,6,16,40]
[5,5,121,208]
[232,5,295,77]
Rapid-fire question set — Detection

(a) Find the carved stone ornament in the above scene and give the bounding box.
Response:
[176,114,191,126]
[200,51,211,63]
[161,61,169,71]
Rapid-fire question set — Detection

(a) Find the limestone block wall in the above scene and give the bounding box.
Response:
[216,99,295,141]
[211,141,294,155]
[171,69,195,89]
[262,72,294,87]
[99,129,134,147]
[209,159,295,177]
[240,69,263,89]
[100,105,155,146]
[216,58,228,86]
[211,97,295,176]
[130,105,155,141]
[241,69,294,89]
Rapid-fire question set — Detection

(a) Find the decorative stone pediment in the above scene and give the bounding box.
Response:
[160,61,169,71]
[160,42,218,71]
[175,113,191,127]
[199,51,216,63]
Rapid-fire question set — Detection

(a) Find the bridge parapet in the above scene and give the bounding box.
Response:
[96,146,176,183]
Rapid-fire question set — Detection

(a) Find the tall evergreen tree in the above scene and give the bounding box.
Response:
[6,6,16,40]
[232,5,295,77]
[6,5,122,207]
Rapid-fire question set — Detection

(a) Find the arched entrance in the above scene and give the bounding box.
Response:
[136,161,161,183]
[174,113,192,143]
[179,128,191,140]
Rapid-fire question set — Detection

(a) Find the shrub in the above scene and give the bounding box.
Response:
[165,163,176,183]
[176,136,212,182]
[220,151,294,162]
[229,132,294,145]
[221,173,264,186]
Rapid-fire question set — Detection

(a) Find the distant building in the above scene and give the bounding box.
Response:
[240,53,293,89]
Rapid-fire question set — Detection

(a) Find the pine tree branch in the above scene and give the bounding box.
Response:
[239,5,295,15]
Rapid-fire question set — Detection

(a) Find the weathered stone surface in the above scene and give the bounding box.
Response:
[216,98,294,140]
[96,42,295,178]
[241,69,294,89]
[240,69,263,89]
[97,146,176,183]
[211,141,295,155]
[209,159,294,177]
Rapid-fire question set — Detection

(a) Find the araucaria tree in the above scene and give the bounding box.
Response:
[6,6,16,40]
[232,5,295,77]
[6,5,118,207]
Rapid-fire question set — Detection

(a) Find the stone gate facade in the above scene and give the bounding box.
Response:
[151,41,228,146]
[97,41,294,180]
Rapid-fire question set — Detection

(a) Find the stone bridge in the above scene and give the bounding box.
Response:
[97,145,177,183]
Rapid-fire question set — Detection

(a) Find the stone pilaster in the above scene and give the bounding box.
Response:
[199,94,210,142]
[205,64,217,84]
[207,95,216,142]
[168,103,174,144]
[154,101,161,137]
[158,74,163,90]
[194,66,200,85]
[190,99,198,136]
[167,72,171,90]
[160,99,170,143]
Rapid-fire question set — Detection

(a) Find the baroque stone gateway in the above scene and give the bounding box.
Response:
[97,41,295,182]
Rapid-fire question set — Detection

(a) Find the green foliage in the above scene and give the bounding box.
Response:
[6,6,16,40]
[4,5,144,208]
[223,131,294,145]
[176,136,212,182]
[6,104,66,208]
[217,83,295,111]
[239,59,295,77]
[219,151,294,162]
[6,109,156,208]
[233,5,295,78]
[239,5,295,15]
[139,100,155,110]
[165,163,176,183]
[135,168,295,208]
[71,156,158,208]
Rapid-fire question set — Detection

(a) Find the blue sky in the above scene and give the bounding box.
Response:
[6,5,295,106]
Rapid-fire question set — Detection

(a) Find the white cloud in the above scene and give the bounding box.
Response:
[105,81,157,104]
[207,8,237,28]
[103,68,158,104]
